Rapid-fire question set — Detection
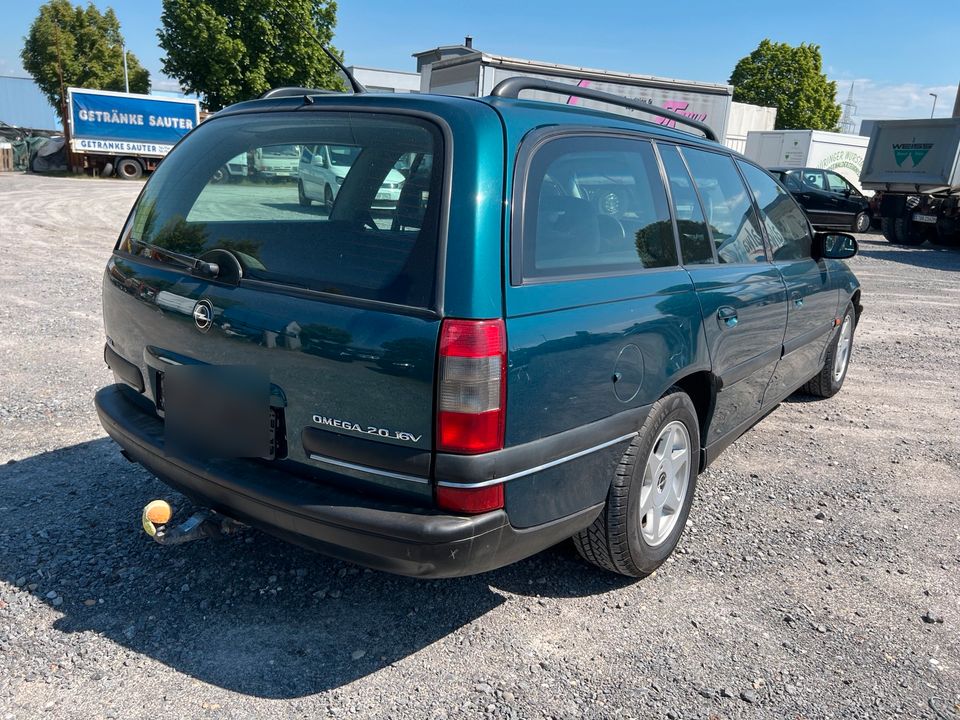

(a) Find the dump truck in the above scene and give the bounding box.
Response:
[67,87,200,179]
[860,118,960,246]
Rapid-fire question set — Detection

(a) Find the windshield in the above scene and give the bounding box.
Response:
[119,111,444,308]
[261,145,300,157]
[329,145,360,167]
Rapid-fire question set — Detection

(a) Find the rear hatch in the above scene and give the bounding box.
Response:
[103,109,446,500]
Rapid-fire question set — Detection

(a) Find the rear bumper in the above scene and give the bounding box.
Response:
[94,384,599,578]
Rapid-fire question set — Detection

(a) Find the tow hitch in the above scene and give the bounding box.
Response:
[141,499,244,545]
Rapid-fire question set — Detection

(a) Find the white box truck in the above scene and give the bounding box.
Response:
[744,130,871,193]
[860,118,960,246]
[424,52,733,143]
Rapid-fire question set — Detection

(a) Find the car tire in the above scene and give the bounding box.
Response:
[298,180,311,207]
[573,388,699,578]
[324,184,334,211]
[116,157,143,180]
[853,211,871,233]
[800,302,856,399]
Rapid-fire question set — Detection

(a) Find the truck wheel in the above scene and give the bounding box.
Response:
[880,217,897,243]
[893,217,926,246]
[853,211,871,233]
[324,185,334,211]
[116,157,143,180]
[930,226,960,247]
[801,302,856,399]
[572,388,699,578]
[210,167,226,184]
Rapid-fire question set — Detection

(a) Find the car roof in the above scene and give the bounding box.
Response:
[768,167,838,173]
[213,90,726,151]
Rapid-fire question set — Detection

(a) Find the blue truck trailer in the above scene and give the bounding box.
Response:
[67,87,200,179]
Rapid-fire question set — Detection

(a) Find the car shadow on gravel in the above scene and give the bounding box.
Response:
[857,241,960,271]
[0,437,629,698]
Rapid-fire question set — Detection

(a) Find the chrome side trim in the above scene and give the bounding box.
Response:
[436,432,638,489]
[308,453,430,485]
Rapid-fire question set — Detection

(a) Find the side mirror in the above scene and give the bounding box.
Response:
[814,232,858,260]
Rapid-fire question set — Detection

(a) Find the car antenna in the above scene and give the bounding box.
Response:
[279,6,366,94]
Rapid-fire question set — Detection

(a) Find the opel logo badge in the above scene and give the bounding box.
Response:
[192,299,213,332]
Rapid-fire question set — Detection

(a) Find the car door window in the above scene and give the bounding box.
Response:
[825,171,851,194]
[681,147,766,264]
[803,170,826,190]
[519,135,676,280]
[737,161,813,261]
[657,144,713,265]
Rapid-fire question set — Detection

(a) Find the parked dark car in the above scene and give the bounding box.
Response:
[96,80,862,579]
[770,167,872,233]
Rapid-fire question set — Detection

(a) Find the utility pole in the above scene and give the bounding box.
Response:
[122,41,129,93]
[953,81,960,118]
[929,93,938,118]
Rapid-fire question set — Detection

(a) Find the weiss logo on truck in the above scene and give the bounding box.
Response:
[893,142,934,168]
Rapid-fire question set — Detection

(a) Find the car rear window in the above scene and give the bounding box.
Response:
[119,112,444,309]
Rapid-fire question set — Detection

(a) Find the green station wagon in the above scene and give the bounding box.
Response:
[95,79,862,578]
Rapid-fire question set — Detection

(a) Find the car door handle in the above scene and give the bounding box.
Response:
[799,193,811,200]
[717,306,739,329]
[791,292,804,308]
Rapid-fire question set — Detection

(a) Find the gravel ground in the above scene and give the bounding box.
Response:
[1,173,958,720]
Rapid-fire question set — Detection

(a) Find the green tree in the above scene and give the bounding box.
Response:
[158,0,344,111]
[21,0,150,123]
[730,40,841,131]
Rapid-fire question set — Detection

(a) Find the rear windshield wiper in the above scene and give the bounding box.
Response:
[129,238,220,279]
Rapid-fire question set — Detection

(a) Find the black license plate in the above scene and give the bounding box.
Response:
[162,365,273,459]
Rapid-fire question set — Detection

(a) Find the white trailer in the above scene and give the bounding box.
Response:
[424,52,733,143]
[723,102,777,154]
[860,117,960,246]
[744,130,871,193]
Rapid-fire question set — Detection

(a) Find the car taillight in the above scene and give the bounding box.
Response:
[436,318,506,455]
[436,484,504,514]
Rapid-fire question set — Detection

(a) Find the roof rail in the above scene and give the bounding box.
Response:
[260,87,342,99]
[490,77,718,142]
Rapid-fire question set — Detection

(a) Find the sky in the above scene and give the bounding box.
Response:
[1,0,957,126]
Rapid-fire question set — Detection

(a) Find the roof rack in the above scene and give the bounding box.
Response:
[260,87,343,99]
[490,77,718,142]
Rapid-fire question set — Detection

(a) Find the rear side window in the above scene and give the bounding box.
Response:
[120,112,443,308]
[681,147,767,264]
[519,135,675,281]
[657,144,713,265]
[737,161,813,261]
[781,171,802,192]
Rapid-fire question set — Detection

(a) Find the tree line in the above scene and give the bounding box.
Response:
[22,1,841,130]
